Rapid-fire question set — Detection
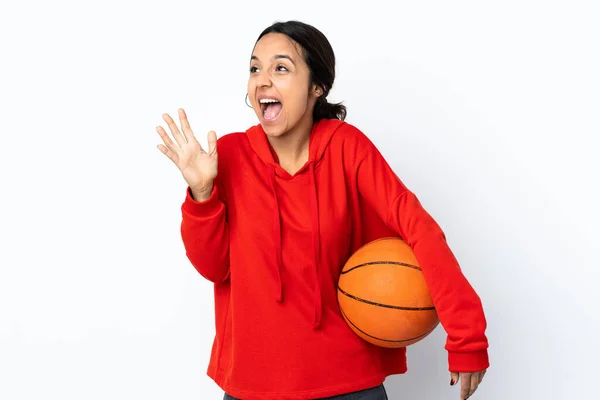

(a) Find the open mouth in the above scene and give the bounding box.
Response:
[259,98,283,122]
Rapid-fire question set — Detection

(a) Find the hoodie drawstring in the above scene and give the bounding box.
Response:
[268,162,323,329]
[268,165,283,303]
[308,162,323,329]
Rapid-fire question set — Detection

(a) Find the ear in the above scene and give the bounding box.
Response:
[313,84,323,97]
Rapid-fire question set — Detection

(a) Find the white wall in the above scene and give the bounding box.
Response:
[1,0,598,399]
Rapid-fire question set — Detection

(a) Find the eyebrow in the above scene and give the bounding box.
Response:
[250,54,296,65]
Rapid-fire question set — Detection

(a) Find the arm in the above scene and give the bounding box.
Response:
[180,178,230,284]
[354,131,489,372]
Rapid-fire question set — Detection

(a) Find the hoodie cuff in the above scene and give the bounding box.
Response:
[181,185,222,217]
[448,349,489,372]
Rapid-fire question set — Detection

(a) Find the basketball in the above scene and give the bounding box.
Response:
[337,237,440,348]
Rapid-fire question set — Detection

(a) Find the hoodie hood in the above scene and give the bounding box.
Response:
[245,118,346,329]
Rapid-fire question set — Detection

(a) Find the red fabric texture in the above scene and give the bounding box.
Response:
[180,119,489,399]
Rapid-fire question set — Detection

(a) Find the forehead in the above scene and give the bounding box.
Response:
[251,33,303,61]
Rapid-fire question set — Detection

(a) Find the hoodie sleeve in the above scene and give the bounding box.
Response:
[353,130,489,373]
[180,179,230,284]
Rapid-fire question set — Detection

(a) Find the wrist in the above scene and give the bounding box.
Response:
[190,183,214,201]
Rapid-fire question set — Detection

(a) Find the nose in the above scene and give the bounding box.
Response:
[255,69,272,88]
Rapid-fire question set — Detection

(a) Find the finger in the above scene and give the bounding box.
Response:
[468,373,480,398]
[207,130,217,155]
[162,113,186,147]
[156,125,179,153]
[480,369,486,383]
[450,371,459,386]
[460,373,471,399]
[178,108,197,144]
[157,144,179,165]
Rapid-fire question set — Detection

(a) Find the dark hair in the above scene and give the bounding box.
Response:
[255,20,347,122]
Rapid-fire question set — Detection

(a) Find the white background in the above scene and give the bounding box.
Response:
[1,0,598,399]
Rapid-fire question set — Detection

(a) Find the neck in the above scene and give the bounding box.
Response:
[268,114,314,168]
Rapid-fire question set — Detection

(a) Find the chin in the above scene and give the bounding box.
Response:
[258,113,288,137]
[262,124,287,138]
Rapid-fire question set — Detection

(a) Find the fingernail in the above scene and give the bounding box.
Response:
[450,379,455,386]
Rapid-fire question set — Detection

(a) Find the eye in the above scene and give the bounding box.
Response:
[250,66,259,73]
[276,65,288,72]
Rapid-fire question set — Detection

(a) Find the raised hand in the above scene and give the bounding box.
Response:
[156,108,218,200]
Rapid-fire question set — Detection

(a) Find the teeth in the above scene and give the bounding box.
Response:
[259,99,280,104]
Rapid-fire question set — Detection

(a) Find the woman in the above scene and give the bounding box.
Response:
[156,21,489,400]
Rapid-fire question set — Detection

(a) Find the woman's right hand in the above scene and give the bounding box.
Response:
[156,108,218,200]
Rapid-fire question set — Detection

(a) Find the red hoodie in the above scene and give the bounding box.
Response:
[180,119,489,399]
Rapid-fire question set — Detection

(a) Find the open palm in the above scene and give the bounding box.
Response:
[156,108,218,193]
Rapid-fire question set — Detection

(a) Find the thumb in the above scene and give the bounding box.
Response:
[207,130,217,155]
[450,371,459,386]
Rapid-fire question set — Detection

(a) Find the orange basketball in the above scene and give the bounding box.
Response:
[337,237,440,348]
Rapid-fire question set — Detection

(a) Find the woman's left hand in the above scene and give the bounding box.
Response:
[450,369,486,399]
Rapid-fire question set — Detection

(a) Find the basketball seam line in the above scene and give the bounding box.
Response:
[340,261,421,274]
[339,307,438,343]
[337,286,436,311]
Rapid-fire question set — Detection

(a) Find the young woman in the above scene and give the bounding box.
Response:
[156,21,489,400]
